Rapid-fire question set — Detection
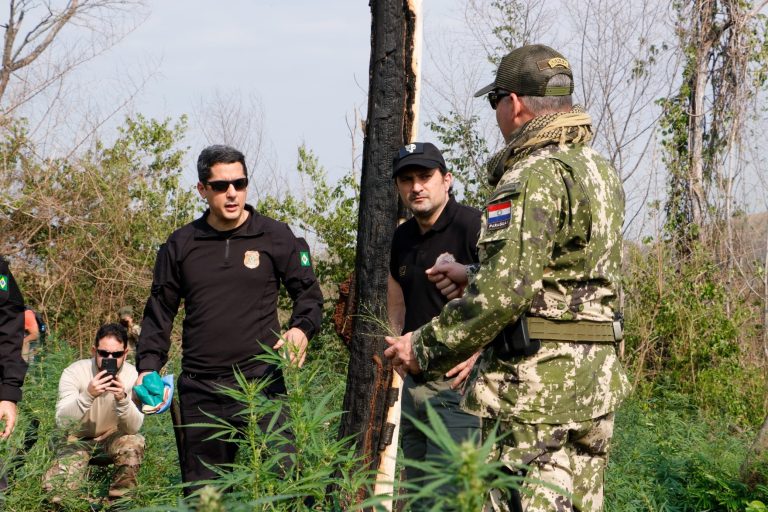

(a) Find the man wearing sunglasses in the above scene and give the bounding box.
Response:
[136,144,323,495]
[385,45,629,512]
[44,323,144,506]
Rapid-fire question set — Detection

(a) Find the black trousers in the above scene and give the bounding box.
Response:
[177,368,295,496]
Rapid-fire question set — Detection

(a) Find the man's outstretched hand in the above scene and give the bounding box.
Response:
[384,332,421,374]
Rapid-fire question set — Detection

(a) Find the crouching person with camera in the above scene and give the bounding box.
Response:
[43,323,144,506]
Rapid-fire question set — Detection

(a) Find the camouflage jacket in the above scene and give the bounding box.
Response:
[410,110,630,423]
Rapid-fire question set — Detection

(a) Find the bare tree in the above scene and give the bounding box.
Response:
[0,0,145,119]
[193,89,265,169]
[661,0,768,245]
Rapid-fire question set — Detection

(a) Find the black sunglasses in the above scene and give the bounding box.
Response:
[205,177,249,192]
[488,89,512,110]
[97,349,125,358]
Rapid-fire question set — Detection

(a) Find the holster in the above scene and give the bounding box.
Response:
[492,317,541,360]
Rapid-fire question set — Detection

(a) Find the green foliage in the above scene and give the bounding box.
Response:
[623,240,766,427]
[386,404,523,512]
[427,112,492,210]
[176,350,368,510]
[0,114,196,349]
[607,392,768,512]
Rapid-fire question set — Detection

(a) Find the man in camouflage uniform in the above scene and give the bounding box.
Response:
[385,44,630,511]
[117,305,141,353]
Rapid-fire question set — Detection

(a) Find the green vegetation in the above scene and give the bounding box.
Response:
[0,72,765,510]
[2,332,766,511]
[608,392,768,512]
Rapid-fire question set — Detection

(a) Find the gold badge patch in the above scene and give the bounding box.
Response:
[244,250,260,269]
[537,57,570,71]
[548,57,569,69]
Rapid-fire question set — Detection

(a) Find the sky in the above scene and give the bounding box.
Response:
[73,0,474,187]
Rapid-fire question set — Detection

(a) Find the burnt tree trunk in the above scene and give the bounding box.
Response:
[338,0,418,506]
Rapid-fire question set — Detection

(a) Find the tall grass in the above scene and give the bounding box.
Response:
[607,391,768,511]
[2,330,767,511]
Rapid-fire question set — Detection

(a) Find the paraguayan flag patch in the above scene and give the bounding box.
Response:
[487,201,512,230]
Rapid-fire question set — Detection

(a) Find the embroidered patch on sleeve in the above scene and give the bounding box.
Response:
[487,201,512,230]
[299,251,311,267]
[0,274,7,292]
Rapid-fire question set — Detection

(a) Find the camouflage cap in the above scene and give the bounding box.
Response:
[474,44,574,98]
[117,305,133,319]
[392,142,447,178]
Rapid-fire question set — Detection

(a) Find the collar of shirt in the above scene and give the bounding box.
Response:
[193,204,265,240]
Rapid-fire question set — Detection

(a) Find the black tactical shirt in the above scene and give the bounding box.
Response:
[390,197,481,333]
[138,205,323,377]
[0,257,27,402]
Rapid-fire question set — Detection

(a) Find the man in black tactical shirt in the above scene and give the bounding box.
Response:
[0,257,28,490]
[136,145,323,494]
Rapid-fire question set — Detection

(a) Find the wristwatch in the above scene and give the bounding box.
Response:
[466,263,480,281]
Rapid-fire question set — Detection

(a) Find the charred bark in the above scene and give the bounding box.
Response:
[337,0,418,506]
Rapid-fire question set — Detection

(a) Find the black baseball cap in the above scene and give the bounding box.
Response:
[474,44,574,98]
[392,142,447,178]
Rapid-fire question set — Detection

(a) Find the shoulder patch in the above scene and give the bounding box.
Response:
[299,251,311,267]
[486,201,512,230]
[0,274,8,292]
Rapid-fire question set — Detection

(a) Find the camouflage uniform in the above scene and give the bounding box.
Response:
[411,106,630,511]
[42,431,144,502]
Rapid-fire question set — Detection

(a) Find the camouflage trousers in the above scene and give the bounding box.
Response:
[43,431,145,502]
[482,413,615,512]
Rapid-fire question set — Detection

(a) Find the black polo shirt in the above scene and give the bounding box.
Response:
[137,205,323,377]
[390,197,481,333]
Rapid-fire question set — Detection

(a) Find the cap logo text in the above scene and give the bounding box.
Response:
[404,144,416,153]
[546,57,570,69]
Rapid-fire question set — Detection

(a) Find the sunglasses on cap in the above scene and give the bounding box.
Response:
[205,177,249,192]
[97,349,125,358]
[488,89,512,110]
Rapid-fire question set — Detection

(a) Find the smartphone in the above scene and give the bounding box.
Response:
[102,358,118,378]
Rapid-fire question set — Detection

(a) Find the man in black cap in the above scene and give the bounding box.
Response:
[0,257,28,490]
[387,142,481,508]
[385,45,628,511]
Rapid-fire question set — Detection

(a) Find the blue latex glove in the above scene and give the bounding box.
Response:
[134,372,174,414]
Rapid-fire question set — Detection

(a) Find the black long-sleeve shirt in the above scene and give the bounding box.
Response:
[137,205,324,376]
[0,257,28,402]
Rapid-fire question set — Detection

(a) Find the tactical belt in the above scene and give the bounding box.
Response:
[526,316,616,343]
